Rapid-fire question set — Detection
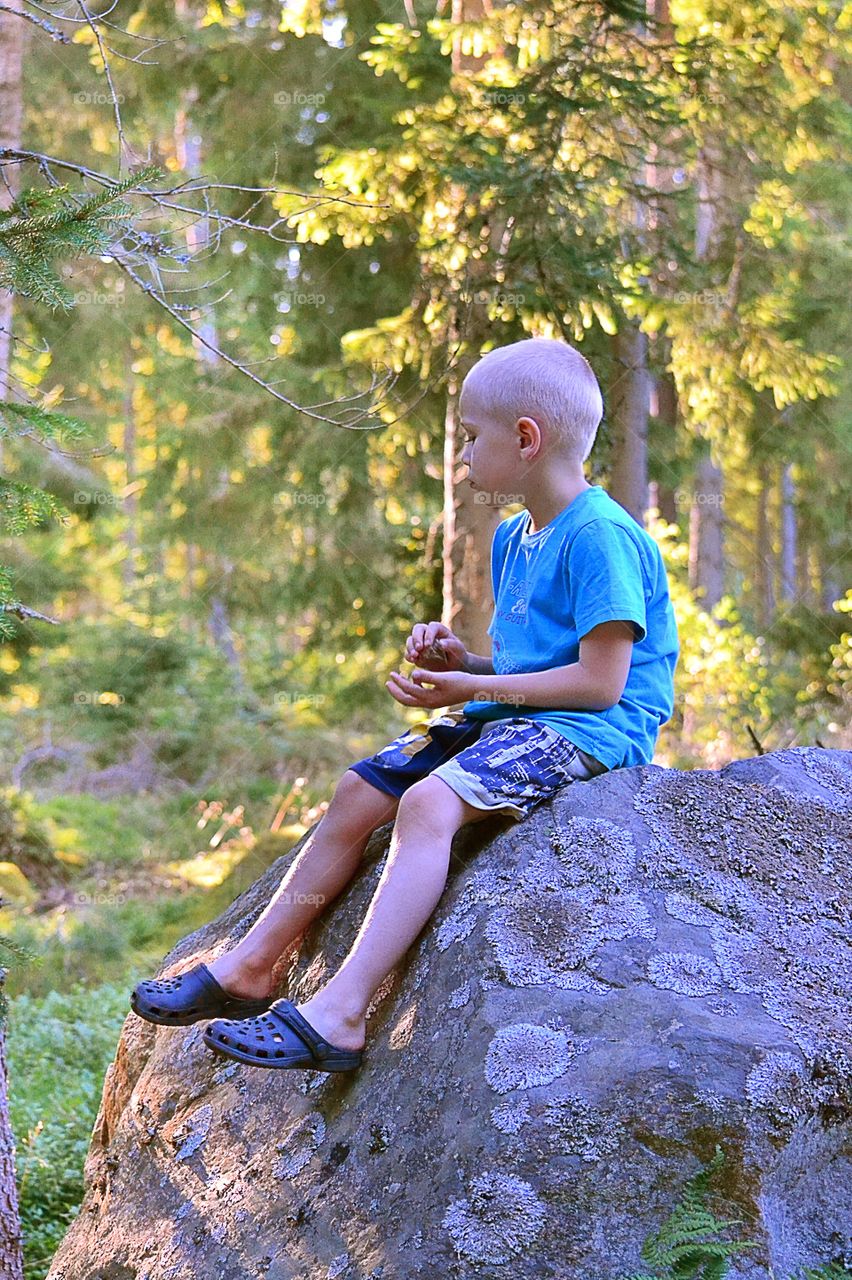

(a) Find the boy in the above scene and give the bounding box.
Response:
[131,337,679,1074]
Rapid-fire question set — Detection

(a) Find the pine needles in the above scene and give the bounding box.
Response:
[0,166,159,310]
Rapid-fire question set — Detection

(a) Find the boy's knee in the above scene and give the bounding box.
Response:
[333,769,369,802]
[328,769,397,825]
[397,776,468,834]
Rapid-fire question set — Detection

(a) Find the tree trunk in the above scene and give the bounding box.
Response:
[122,372,139,589]
[174,88,219,368]
[650,365,679,524]
[441,0,502,655]
[820,528,843,613]
[608,0,662,526]
[0,0,25,468]
[756,461,776,627]
[0,976,23,1280]
[0,6,27,1274]
[779,461,797,603]
[688,451,724,609]
[695,140,726,263]
[609,320,650,523]
[795,530,810,609]
[442,341,501,655]
[207,584,248,697]
[688,133,729,608]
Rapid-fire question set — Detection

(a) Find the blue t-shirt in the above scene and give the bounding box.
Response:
[461,485,679,770]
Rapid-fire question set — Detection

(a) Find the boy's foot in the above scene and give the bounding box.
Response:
[130,962,275,1027]
[203,998,364,1072]
[205,955,277,1003]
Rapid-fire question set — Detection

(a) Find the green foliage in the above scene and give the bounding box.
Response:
[7,983,128,1280]
[619,1147,850,1280]
[36,620,193,726]
[0,400,90,446]
[0,787,56,877]
[0,168,159,310]
[619,1147,756,1280]
[0,476,66,537]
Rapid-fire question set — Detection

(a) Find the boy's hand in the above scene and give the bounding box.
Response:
[386,667,477,709]
[404,621,467,672]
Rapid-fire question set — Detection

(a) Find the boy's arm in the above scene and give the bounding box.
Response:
[416,632,493,674]
[391,622,633,710]
[461,651,495,676]
[466,621,634,711]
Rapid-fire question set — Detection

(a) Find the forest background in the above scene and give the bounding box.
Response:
[0,0,849,1275]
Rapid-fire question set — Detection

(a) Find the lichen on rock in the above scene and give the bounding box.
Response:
[273,1110,326,1179]
[47,747,852,1280]
[484,1022,578,1093]
[442,1171,547,1264]
[647,949,723,996]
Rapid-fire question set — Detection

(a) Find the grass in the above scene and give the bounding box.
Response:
[8,983,129,1280]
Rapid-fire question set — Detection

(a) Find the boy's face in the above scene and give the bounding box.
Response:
[459,390,530,502]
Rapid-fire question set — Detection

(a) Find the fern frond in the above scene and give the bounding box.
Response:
[636,1147,757,1279]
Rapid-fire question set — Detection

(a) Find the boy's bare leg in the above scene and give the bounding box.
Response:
[295,775,492,1051]
[207,770,399,999]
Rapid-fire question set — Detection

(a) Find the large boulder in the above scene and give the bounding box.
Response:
[47,748,852,1280]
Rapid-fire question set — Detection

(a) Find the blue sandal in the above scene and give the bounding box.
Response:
[130,963,274,1026]
[203,998,364,1072]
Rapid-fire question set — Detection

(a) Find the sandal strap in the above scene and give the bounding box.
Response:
[267,1000,333,1061]
[192,963,228,999]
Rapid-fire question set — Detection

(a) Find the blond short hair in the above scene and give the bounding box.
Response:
[460,337,604,461]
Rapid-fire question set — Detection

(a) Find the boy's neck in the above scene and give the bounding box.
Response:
[524,473,592,533]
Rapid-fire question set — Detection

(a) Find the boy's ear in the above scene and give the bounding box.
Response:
[516,416,542,456]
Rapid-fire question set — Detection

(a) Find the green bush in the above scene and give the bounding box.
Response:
[36,621,191,728]
[7,983,128,1280]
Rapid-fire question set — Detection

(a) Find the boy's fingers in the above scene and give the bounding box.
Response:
[386,681,414,705]
[425,622,446,648]
[387,670,423,696]
[386,672,430,706]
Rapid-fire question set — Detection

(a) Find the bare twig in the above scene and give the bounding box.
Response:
[2,602,61,624]
[73,0,129,166]
[0,2,69,40]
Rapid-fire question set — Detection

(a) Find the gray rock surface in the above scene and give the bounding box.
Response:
[47,747,852,1280]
